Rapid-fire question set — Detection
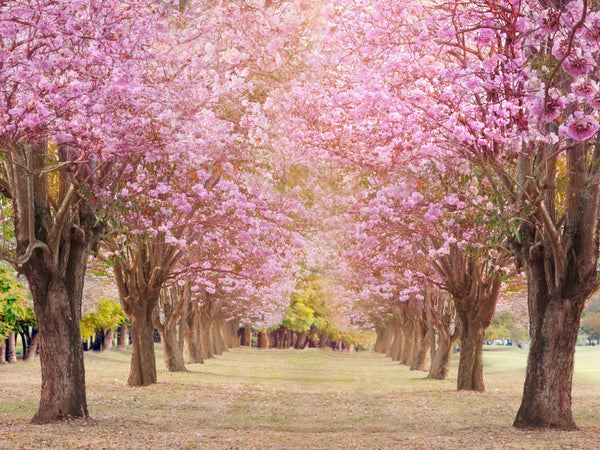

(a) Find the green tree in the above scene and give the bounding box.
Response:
[0,267,34,363]
[81,297,127,351]
[580,294,600,342]
[485,312,528,346]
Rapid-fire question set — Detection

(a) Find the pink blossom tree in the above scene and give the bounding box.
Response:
[0,0,174,423]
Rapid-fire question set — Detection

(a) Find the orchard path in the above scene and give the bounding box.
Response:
[1,346,600,449]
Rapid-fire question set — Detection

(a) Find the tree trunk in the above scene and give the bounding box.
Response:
[200,307,214,360]
[380,321,395,355]
[225,320,239,348]
[24,330,39,360]
[7,332,17,362]
[389,320,403,361]
[126,292,158,386]
[427,329,455,380]
[183,302,203,364]
[400,319,415,366]
[240,327,252,346]
[456,323,485,391]
[117,325,128,347]
[103,328,115,351]
[513,256,588,429]
[210,311,226,355]
[257,330,269,348]
[410,317,431,372]
[160,320,186,371]
[0,340,5,364]
[28,276,89,423]
[454,280,499,392]
[294,331,307,349]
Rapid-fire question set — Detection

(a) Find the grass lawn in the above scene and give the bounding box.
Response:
[0,345,599,449]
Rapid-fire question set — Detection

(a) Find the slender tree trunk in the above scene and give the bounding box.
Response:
[0,340,5,364]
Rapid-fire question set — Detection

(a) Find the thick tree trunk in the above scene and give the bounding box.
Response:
[29,277,88,423]
[513,258,588,429]
[456,323,485,391]
[126,293,158,386]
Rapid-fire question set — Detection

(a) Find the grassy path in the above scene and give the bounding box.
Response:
[1,346,599,449]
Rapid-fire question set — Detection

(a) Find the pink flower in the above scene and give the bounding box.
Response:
[559,111,599,140]
[530,89,565,123]
[583,12,600,42]
[552,39,570,60]
[562,52,595,77]
[572,78,597,101]
[537,9,559,32]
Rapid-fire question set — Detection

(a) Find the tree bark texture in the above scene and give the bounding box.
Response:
[432,246,502,391]
[156,284,189,372]
[509,139,600,429]
[183,301,204,364]
[112,236,182,386]
[426,289,458,380]
[3,140,103,423]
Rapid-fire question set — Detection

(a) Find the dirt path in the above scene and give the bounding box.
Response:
[1,347,599,449]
